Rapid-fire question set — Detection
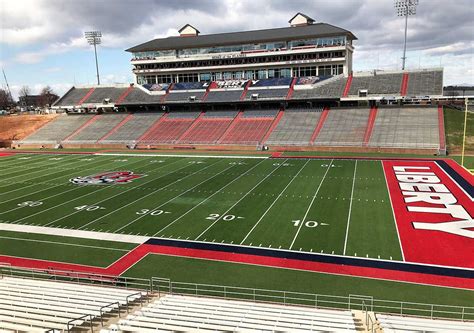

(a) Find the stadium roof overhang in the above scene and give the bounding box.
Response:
[126,23,357,53]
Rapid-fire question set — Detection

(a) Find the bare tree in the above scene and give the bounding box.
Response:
[0,89,13,108]
[39,85,58,106]
[18,85,30,98]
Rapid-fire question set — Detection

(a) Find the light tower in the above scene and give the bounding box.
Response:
[394,0,419,70]
[84,31,102,85]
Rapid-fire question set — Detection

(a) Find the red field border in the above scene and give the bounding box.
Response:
[0,239,472,289]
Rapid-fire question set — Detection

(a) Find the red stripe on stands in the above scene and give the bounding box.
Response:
[78,87,96,105]
[262,109,284,144]
[363,106,378,145]
[310,107,329,144]
[286,77,297,100]
[342,74,353,97]
[217,111,243,143]
[438,105,446,152]
[240,80,252,101]
[160,83,174,103]
[177,111,205,142]
[63,115,99,141]
[401,73,409,96]
[98,114,134,142]
[137,113,168,142]
[115,85,134,104]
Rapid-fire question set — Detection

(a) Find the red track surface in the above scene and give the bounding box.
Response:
[0,153,12,157]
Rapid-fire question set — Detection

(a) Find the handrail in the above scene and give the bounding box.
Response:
[151,277,474,322]
[67,314,93,333]
[100,301,120,326]
[126,292,145,313]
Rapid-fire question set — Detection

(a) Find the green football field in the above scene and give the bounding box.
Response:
[1,152,473,312]
[0,153,401,260]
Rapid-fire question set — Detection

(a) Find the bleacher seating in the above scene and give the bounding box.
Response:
[220,111,275,144]
[64,114,129,143]
[314,108,370,146]
[180,118,234,144]
[347,73,403,96]
[165,91,205,103]
[204,110,239,118]
[108,294,357,332]
[118,88,163,105]
[368,107,440,149]
[406,70,443,96]
[245,88,289,100]
[0,276,146,332]
[100,113,163,143]
[205,90,243,102]
[54,88,91,106]
[377,314,473,332]
[85,87,128,104]
[138,116,195,144]
[266,108,323,145]
[292,75,346,99]
[166,111,201,118]
[20,114,95,143]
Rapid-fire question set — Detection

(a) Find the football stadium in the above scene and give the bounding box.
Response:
[0,6,473,332]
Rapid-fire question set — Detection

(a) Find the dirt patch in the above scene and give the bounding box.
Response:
[0,114,58,141]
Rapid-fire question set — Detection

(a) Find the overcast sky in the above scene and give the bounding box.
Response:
[1,0,473,98]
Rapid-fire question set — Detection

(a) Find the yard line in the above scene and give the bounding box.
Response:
[381,160,406,261]
[0,155,57,175]
[240,159,310,244]
[9,157,182,225]
[289,159,333,250]
[195,159,289,240]
[41,157,203,227]
[152,159,268,236]
[0,155,87,183]
[84,158,226,231]
[343,160,357,255]
[0,155,122,204]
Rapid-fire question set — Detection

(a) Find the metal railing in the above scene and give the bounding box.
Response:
[151,277,474,322]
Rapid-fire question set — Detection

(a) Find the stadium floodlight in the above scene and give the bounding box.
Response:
[394,0,419,70]
[84,31,102,85]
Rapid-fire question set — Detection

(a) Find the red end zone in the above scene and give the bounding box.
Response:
[383,160,474,269]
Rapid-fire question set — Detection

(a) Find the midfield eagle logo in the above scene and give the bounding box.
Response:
[70,171,144,185]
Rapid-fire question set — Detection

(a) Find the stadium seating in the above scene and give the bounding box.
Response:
[368,107,440,149]
[84,87,128,104]
[347,72,403,96]
[205,89,244,102]
[64,114,129,143]
[406,70,443,96]
[0,276,146,332]
[265,108,323,145]
[179,118,234,144]
[100,113,163,143]
[292,75,346,99]
[377,314,473,332]
[109,294,357,332]
[138,112,200,144]
[20,114,95,143]
[54,87,92,106]
[245,88,289,100]
[165,91,205,103]
[219,110,275,144]
[314,108,370,146]
[118,88,163,105]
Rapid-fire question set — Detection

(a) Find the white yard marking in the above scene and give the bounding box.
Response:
[0,155,119,197]
[8,157,180,226]
[343,160,357,255]
[95,153,268,159]
[195,159,289,240]
[42,158,198,228]
[0,223,148,243]
[289,159,333,250]
[104,159,232,232]
[381,161,406,261]
[240,159,310,244]
[152,159,268,236]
